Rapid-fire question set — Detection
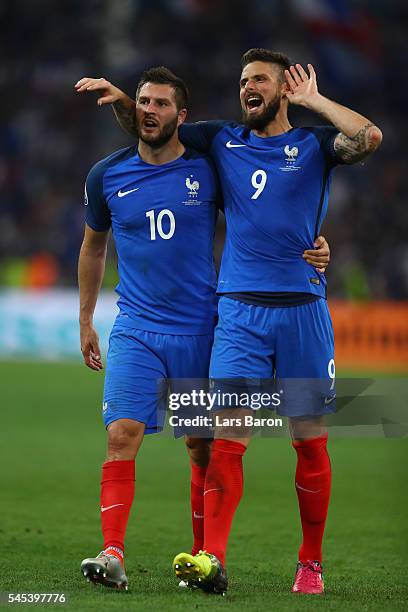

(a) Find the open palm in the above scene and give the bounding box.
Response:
[285,64,319,106]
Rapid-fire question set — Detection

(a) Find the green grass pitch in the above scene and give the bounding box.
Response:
[1,361,407,611]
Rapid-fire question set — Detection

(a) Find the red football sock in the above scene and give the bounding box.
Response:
[292,434,331,564]
[100,460,135,554]
[190,461,207,556]
[203,439,246,566]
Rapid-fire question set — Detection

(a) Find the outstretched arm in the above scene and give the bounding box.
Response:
[285,64,383,164]
[75,77,138,138]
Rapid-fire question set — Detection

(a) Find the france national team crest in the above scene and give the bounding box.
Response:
[183,175,202,205]
[280,144,301,172]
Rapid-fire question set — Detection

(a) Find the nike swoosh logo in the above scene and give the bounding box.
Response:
[226,140,247,148]
[295,482,321,494]
[100,503,125,512]
[203,488,222,496]
[324,394,336,405]
[117,188,140,198]
[193,511,204,519]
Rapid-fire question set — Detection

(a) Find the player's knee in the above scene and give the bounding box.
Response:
[290,416,327,442]
[107,419,145,460]
[185,436,211,467]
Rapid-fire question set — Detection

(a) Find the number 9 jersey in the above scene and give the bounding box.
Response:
[179,121,342,298]
[84,146,220,334]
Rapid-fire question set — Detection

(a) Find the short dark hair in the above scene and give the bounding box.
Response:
[241,48,291,82]
[136,66,189,110]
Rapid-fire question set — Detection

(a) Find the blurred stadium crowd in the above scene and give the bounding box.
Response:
[1,0,407,298]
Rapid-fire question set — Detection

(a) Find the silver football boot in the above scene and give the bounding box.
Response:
[81,551,128,590]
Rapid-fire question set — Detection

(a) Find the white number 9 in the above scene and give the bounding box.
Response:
[328,358,335,391]
[251,169,267,200]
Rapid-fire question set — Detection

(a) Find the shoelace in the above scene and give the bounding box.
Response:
[98,549,124,564]
[305,561,321,571]
[298,562,322,587]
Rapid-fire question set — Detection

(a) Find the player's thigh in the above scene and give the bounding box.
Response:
[166,333,213,409]
[209,298,273,443]
[275,299,334,377]
[275,299,335,417]
[166,333,213,439]
[103,326,167,434]
[166,333,214,380]
[209,297,273,380]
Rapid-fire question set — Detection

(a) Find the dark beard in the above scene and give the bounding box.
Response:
[242,96,281,131]
[138,115,179,149]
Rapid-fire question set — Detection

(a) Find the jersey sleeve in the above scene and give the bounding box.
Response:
[204,155,223,212]
[307,126,343,167]
[179,120,230,153]
[84,162,111,231]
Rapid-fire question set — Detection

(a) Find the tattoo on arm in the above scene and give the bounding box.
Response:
[112,99,137,138]
[334,122,382,164]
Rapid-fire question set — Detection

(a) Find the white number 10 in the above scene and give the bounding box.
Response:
[251,169,267,200]
[146,209,175,240]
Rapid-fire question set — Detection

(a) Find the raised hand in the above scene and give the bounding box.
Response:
[284,64,319,107]
[75,77,126,106]
[75,77,137,136]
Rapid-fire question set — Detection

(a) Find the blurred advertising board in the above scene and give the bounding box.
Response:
[0,290,118,359]
[330,300,408,373]
[0,291,407,371]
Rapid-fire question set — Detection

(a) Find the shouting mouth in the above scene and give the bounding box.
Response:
[246,94,264,113]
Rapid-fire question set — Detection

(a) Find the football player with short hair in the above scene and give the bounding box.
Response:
[78,66,220,590]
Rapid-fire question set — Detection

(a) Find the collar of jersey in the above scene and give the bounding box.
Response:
[134,148,193,167]
[248,127,297,147]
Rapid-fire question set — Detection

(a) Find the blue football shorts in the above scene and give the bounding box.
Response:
[102,320,213,434]
[209,296,336,418]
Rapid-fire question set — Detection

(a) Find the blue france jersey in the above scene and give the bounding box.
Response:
[179,122,341,297]
[85,146,219,334]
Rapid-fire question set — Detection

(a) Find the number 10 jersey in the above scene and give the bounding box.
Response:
[84,146,220,334]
